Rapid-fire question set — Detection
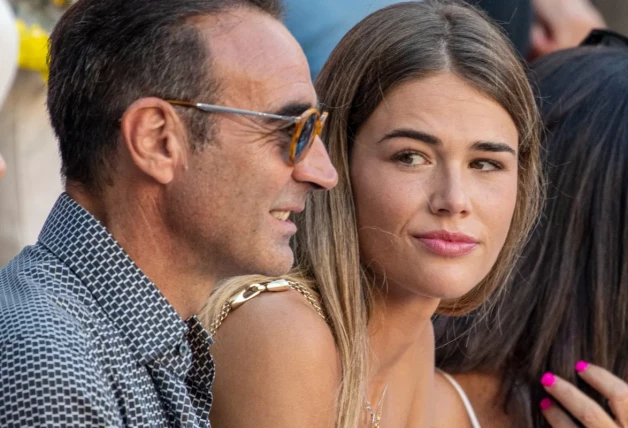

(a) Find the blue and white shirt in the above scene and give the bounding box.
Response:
[0,194,214,427]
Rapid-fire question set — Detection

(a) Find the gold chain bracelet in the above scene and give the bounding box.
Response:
[209,279,326,336]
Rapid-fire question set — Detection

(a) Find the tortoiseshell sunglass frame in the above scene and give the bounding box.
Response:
[167,100,328,166]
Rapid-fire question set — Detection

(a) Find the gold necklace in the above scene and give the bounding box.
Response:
[365,384,388,428]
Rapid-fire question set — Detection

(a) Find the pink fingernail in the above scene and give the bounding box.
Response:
[575,361,589,373]
[541,372,556,387]
[540,398,553,411]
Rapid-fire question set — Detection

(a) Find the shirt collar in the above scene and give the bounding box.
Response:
[39,193,188,365]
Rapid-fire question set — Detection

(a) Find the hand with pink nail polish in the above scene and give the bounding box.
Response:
[539,362,628,427]
[541,372,556,387]
[540,398,553,411]
[575,360,589,373]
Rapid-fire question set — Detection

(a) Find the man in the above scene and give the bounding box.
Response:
[0,0,337,426]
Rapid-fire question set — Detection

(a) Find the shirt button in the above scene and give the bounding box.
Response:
[178,340,190,357]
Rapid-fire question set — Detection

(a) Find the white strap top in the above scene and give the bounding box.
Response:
[439,371,482,428]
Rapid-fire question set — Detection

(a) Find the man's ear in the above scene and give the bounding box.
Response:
[120,97,189,185]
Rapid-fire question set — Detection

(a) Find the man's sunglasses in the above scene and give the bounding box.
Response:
[167,100,328,165]
[580,29,628,48]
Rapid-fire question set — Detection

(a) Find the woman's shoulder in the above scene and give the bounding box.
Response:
[432,370,477,428]
[212,285,337,359]
[207,285,340,426]
[433,371,521,428]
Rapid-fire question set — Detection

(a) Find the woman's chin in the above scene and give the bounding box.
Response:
[427,286,478,301]
[399,274,487,302]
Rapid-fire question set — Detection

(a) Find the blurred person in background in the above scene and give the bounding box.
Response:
[0,0,65,265]
[529,0,605,59]
[0,0,18,180]
[283,0,605,79]
[0,0,337,425]
[436,36,628,427]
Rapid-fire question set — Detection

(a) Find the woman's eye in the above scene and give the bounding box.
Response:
[394,151,428,166]
[470,159,503,171]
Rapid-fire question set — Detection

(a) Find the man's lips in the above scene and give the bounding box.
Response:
[270,210,291,221]
[269,206,304,222]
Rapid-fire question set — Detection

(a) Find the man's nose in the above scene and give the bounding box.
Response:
[292,136,338,190]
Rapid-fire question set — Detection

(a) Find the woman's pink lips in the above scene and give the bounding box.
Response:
[413,231,478,257]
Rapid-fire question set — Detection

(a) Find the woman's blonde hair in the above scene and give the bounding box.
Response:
[200,1,542,426]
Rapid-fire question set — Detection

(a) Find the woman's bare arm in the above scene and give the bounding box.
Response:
[208,290,341,428]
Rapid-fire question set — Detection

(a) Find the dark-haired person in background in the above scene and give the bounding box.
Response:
[0,0,337,425]
[435,38,628,427]
[283,0,604,79]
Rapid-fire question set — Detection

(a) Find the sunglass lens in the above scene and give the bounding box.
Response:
[293,113,317,164]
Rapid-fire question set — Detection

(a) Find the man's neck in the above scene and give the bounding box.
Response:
[67,184,216,320]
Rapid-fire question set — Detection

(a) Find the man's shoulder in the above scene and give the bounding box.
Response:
[0,245,93,344]
[0,248,122,426]
[0,246,159,427]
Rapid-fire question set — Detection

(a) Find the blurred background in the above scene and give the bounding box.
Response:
[597,0,628,32]
[0,0,626,265]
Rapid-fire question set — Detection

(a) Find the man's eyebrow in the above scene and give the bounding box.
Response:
[471,141,517,156]
[270,102,316,118]
[377,128,442,145]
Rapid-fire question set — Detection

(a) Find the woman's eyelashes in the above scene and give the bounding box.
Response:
[392,150,429,166]
[390,149,506,172]
[469,159,505,171]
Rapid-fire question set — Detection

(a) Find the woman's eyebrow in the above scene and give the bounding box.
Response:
[377,129,517,157]
[377,128,441,145]
[471,141,517,156]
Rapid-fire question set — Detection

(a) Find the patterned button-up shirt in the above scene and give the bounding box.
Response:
[0,194,215,427]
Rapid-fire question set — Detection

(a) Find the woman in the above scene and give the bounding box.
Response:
[201,1,542,426]
[435,43,628,427]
